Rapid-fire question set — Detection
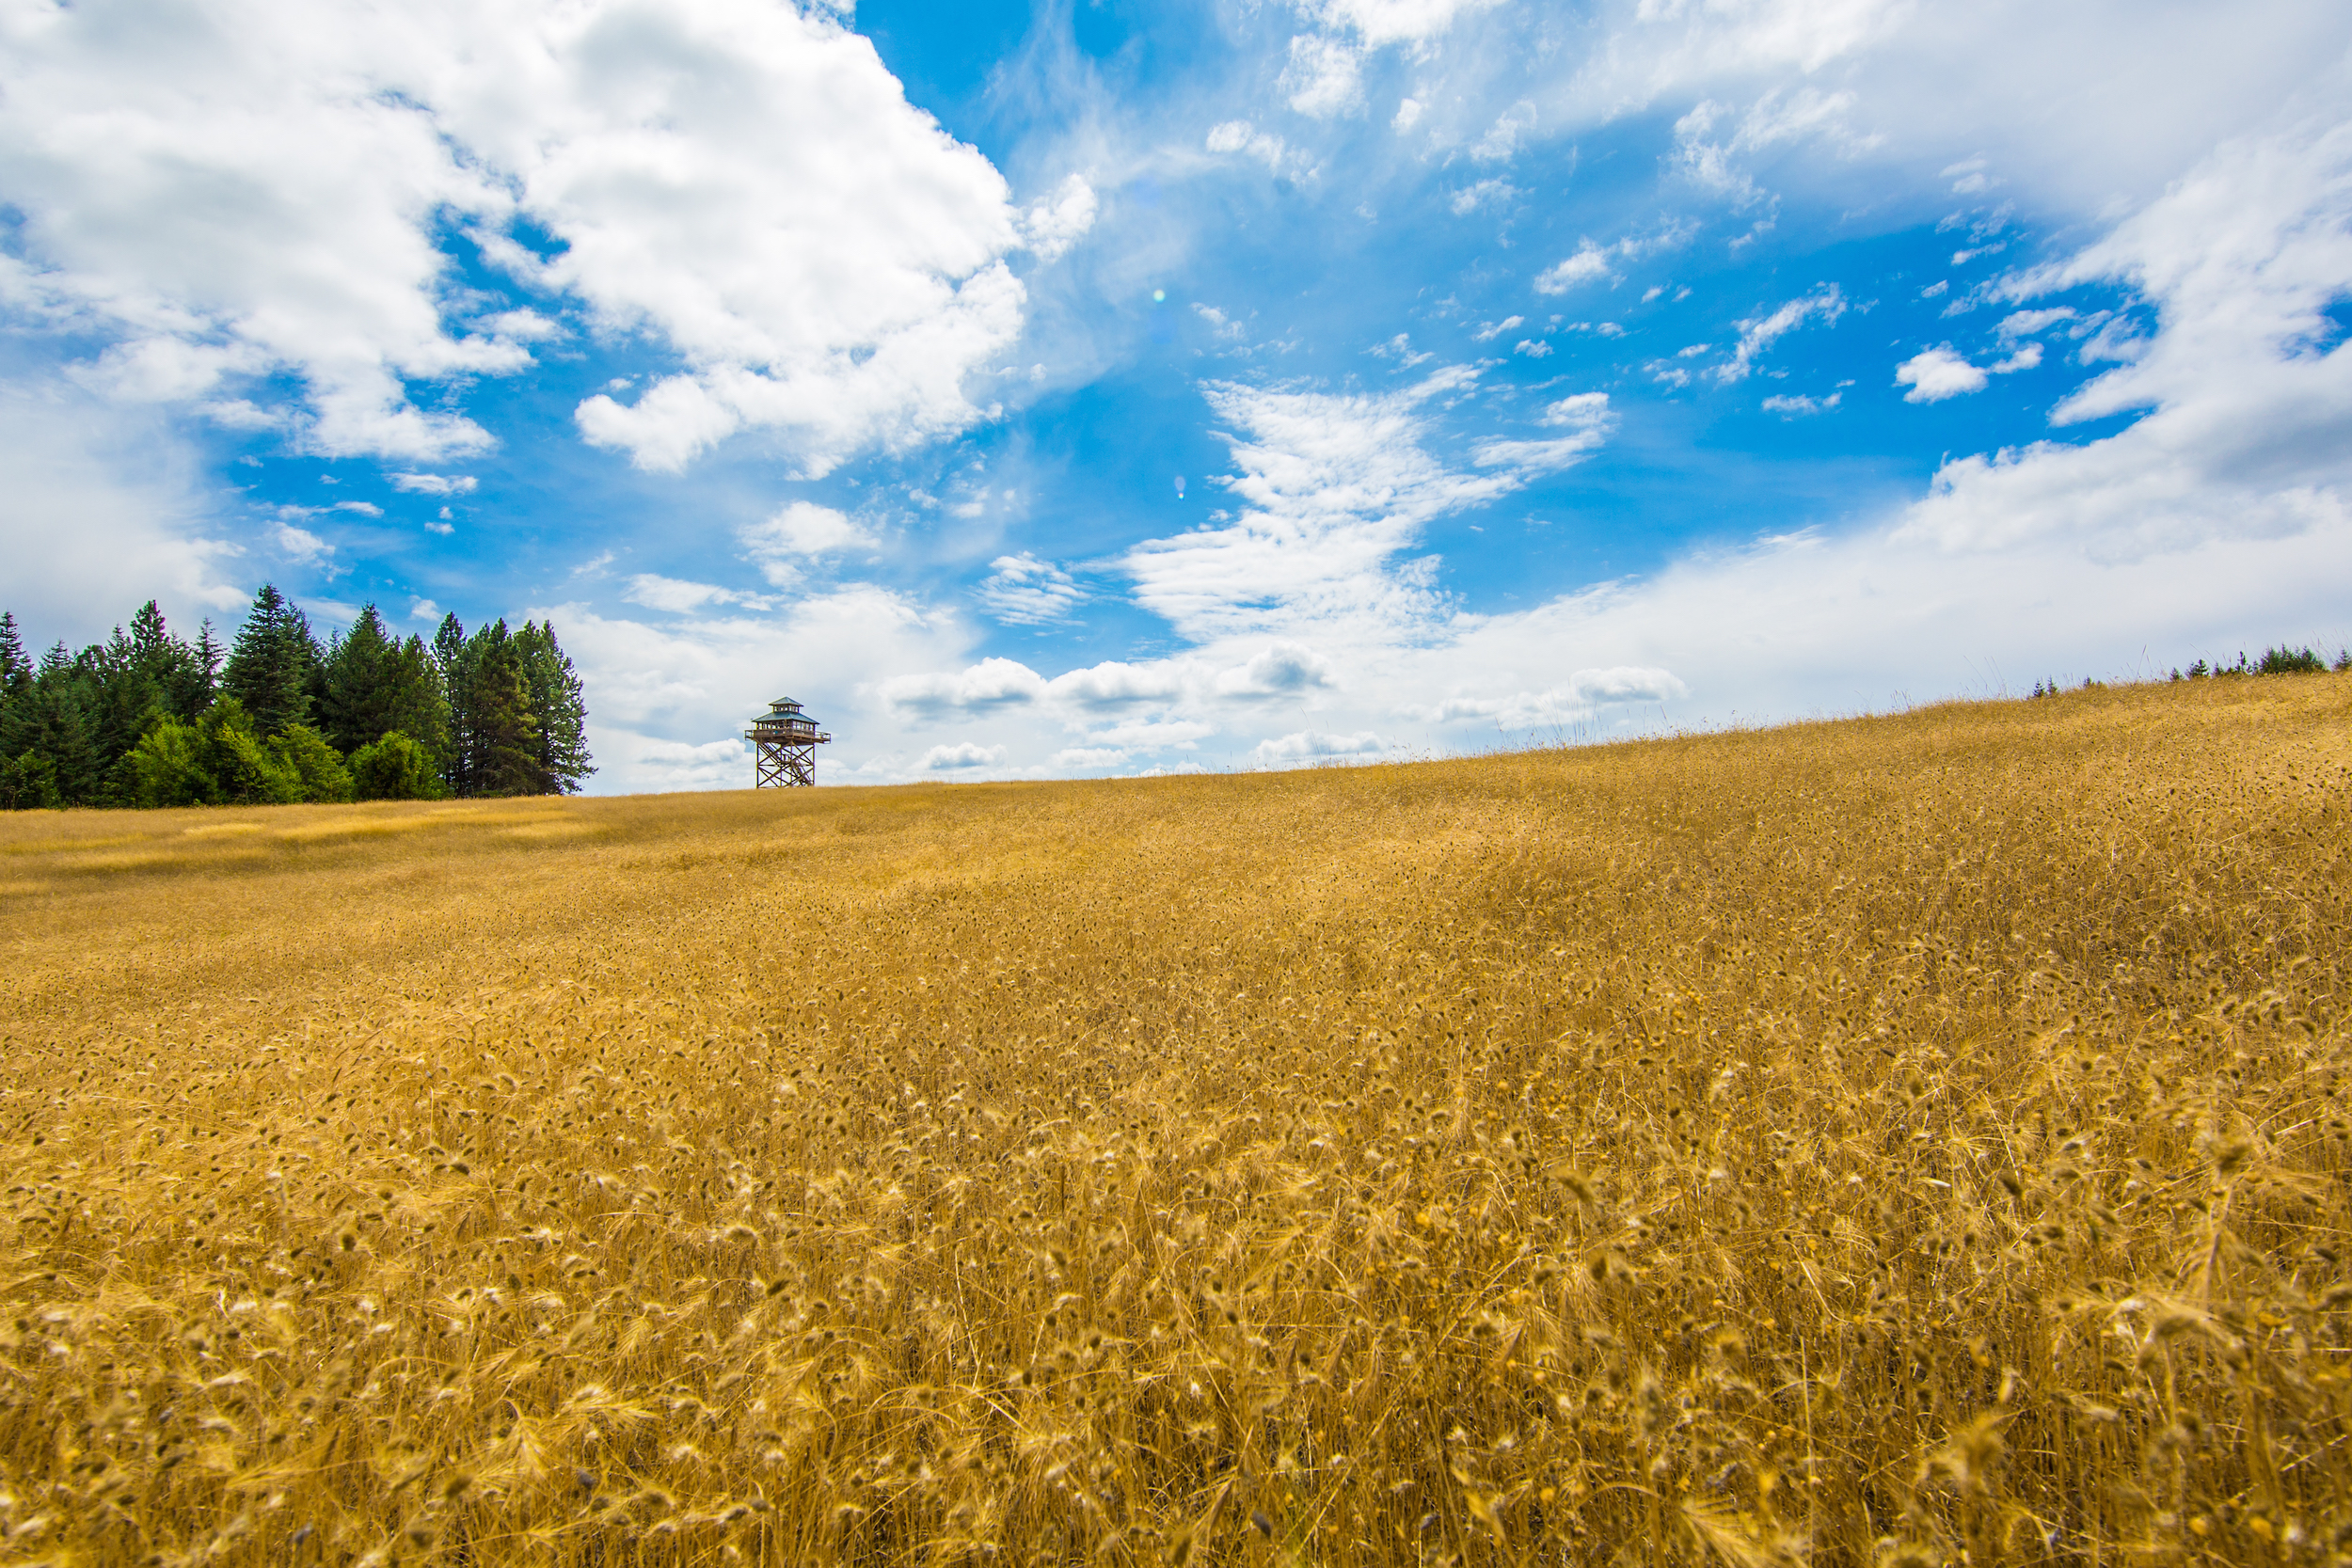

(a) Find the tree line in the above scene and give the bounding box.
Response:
[0,586,592,809]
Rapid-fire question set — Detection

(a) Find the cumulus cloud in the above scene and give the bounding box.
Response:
[1253,729,1384,765]
[1205,120,1295,172]
[1534,243,1613,293]
[1893,113,2352,558]
[1283,34,1366,119]
[389,472,479,496]
[0,0,1029,473]
[1020,174,1099,262]
[1894,347,1989,403]
[622,575,777,615]
[0,384,246,643]
[1427,666,1688,725]
[736,501,878,586]
[920,741,1005,771]
[532,582,970,793]
[273,523,332,562]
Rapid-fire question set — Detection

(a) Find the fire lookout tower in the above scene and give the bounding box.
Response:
[746,697,831,788]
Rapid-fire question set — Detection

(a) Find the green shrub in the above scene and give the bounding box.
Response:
[351,731,446,800]
[269,724,354,803]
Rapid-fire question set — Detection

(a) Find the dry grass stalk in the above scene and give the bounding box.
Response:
[2,675,2349,1565]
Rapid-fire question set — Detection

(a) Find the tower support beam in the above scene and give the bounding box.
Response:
[746,697,831,787]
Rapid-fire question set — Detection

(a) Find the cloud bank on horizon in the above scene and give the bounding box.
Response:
[3,0,2350,791]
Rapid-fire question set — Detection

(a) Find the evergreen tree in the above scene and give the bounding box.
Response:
[432,613,471,797]
[223,584,322,737]
[321,605,395,756]
[465,620,543,797]
[323,606,451,765]
[383,633,451,763]
[181,620,225,721]
[0,612,32,703]
[1,644,100,806]
[515,619,595,794]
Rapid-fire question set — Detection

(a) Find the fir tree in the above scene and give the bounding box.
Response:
[465,621,543,797]
[515,620,595,794]
[432,613,471,797]
[1,612,34,703]
[183,620,225,721]
[1,643,100,806]
[223,584,322,737]
[321,605,395,756]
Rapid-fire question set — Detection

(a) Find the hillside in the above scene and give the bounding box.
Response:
[3,676,2349,1565]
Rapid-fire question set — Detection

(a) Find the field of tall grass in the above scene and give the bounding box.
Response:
[4,675,2349,1566]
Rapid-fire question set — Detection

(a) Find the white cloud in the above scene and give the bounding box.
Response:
[1392,97,1425,132]
[389,472,479,496]
[0,0,1029,473]
[331,500,383,516]
[624,574,772,614]
[1717,284,1846,382]
[0,383,246,646]
[1253,729,1384,765]
[977,553,1086,625]
[1206,120,1294,172]
[1472,315,1525,342]
[1428,666,1688,725]
[1020,174,1098,262]
[1302,0,1503,48]
[1996,307,2075,340]
[1215,641,1336,696]
[1894,346,1987,402]
[1514,339,1552,357]
[1762,390,1841,415]
[737,501,878,585]
[1471,102,1538,164]
[920,741,1005,771]
[882,657,1052,719]
[537,582,971,793]
[1052,746,1130,769]
[1534,243,1613,293]
[1470,391,1615,473]
[1898,112,2352,559]
[1449,179,1520,215]
[1122,368,1513,641]
[1283,34,1366,119]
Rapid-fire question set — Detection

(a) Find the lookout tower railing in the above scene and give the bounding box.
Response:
[746,697,831,788]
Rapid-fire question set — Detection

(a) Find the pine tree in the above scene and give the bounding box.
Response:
[321,605,395,756]
[84,623,168,804]
[224,584,324,737]
[432,613,471,797]
[1,612,34,703]
[1,643,100,806]
[465,621,543,797]
[515,620,595,794]
[183,620,225,721]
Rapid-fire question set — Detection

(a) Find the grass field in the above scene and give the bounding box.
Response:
[4,676,2350,1567]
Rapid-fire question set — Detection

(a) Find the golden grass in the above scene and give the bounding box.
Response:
[4,677,2350,1566]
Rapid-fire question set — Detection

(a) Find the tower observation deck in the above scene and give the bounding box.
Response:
[746,698,831,788]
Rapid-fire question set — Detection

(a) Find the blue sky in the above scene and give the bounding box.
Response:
[6,0,2351,789]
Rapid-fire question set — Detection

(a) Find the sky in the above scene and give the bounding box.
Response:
[4,0,2351,792]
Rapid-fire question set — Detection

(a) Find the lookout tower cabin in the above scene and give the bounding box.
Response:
[746,697,831,788]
